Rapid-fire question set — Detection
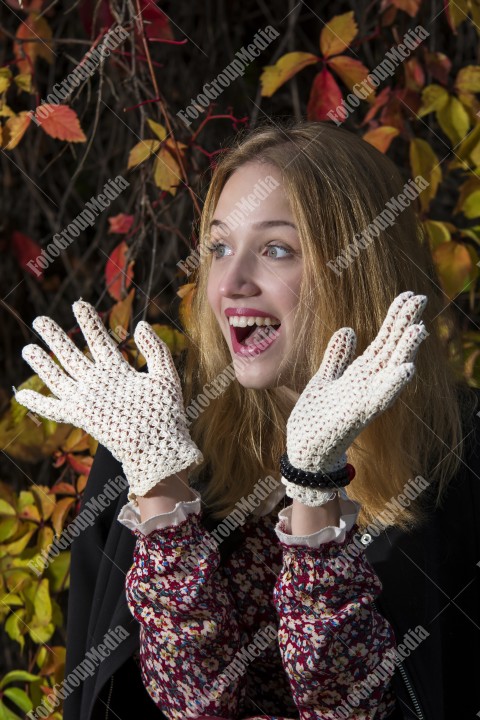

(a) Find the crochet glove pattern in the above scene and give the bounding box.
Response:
[14,301,204,503]
[284,291,429,506]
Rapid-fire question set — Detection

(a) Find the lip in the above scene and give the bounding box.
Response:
[224,307,280,320]
[228,321,281,357]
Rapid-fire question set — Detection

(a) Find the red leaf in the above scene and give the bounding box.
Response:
[11,231,43,278]
[141,0,174,41]
[37,105,86,142]
[307,68,343,121]
[105,241,134,300]
[108,213,134,235]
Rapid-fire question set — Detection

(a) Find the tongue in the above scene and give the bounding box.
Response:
[243,324,278,346]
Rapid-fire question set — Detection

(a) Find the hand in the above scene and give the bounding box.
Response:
[14,300,204,502]
[286,290,428,475]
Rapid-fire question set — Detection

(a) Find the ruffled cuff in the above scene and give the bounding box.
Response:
[274,487,361,548]
[117,487,202,536]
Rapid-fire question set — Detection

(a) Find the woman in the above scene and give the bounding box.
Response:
[15,121,480,720]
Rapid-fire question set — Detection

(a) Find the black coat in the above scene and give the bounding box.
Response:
[62,388,480,720]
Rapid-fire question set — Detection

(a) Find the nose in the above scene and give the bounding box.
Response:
[217,249,260,299]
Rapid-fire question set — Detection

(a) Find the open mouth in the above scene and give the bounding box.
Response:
[229,321,282,355]
[232,322,281,346]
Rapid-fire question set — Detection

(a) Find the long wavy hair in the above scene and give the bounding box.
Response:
[180,119,477,530]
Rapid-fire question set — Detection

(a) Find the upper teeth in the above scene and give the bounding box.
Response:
[228,316,279,327]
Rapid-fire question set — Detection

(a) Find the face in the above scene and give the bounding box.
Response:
[206,161,303,391]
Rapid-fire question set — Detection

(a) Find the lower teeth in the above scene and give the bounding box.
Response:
[243,324,279,347]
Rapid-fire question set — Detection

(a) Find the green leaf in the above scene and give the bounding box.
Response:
[0,671,40,689]
[463,189,480,219]
[33,579,51,625]
[0,701,22,720]
[3,688,33,713]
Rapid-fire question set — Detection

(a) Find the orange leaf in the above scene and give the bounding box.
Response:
[328,56,373,97]
[38,104,86,142]
[390,0,421,17]
[51,497,75,537]
[50,482,77,496]
[361,87,391,125]
[362,126,399,153]
[433,241,474,299]
[320,11,358,58]
[14,13,54,74]
[108,214,134,235]
[177,283,196,333]
[66,453,93,475]
[105,240,134,300]
[307,68,343,122]
[2,111,32,149]
[260,52,318,97]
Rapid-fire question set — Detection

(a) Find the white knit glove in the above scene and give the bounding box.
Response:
[284,291,429,506]
[14,300,204,503]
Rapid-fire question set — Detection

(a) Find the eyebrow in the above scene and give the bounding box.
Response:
[210,219,296,230]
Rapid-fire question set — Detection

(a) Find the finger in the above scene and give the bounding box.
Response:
[134,321,182,387]
[387,322,429,367]
[370,363,416,418]
[318,327,357,382]
[33,315,92,380]
[22,344,76,398]
[361,290,416,363]
[14,389,67,424]
[372,295,428,370]
[72,300,127,367]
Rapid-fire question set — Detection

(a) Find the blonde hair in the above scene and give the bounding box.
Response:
[181,119,476,531]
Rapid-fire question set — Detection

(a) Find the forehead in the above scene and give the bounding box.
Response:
[213,162,293,224]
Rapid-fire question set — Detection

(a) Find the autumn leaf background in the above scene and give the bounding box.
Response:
[1,0,480,716]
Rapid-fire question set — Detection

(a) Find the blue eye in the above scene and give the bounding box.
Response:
[265,244,292,259]
[205,242,293,259]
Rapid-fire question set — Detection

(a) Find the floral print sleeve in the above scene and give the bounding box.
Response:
[273,520,398,719]
[120,500,398,720]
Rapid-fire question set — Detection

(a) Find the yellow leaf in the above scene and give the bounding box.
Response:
[320,11,358,58]
[433,241,474,298]
[0,67,12,93]
[451,122,480,169]
[260,52,318,97]
[362,126,399,153]
[153,147,182,195]
[0,499,16,517]
[34,578,52,625]
[14,73,33,93]
[127,139,161,169]
[436,96,470,145]
[455,65,480,94]
[447,0,469,29]
[109,288,135,337]
[147,118,167,141]
[30,486,56,522]
[0,103,15,118]
[463,189,480,219]
[328,55,373,97]
[2,111,32,150]
[423,220,451,251]
[5,610,26,650]
[409,138,442,212]
[418,84,449,117]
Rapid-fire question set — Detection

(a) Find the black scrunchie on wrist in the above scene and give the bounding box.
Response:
[279,452,356,489]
